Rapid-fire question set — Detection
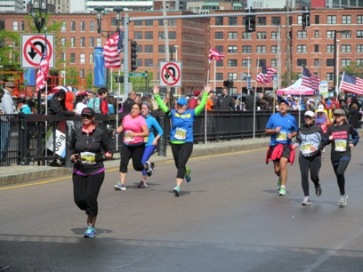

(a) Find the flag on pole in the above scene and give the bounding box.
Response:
[301,67,320,90]
[103,29,124,68]
[340,72,363,95]
[256,65,276,85]
[209,48,225,62]
[36,36,50,92]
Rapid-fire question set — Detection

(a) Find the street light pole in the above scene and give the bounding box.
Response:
[333,30,349,97]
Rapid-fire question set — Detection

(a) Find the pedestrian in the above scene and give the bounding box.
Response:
[188,90,200,109]
[69,107,113,238]
[48,89,75,117]
[122,90,137,114]
[348,102,362,129]
[206,90,215,112]
[294,110,325,206]
[74,92,88,114]
[114,103,154,191]
[215,87,234,111]
[153,84,209,196]
[325,108,359,207]
[138,102,163,188]
[265,98,298,196]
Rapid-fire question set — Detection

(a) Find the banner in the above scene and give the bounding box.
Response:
[46,129,66,158]
[23,69,36,87]
[94,47,106,88]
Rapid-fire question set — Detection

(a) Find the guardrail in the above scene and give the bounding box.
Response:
[0,110,303,167]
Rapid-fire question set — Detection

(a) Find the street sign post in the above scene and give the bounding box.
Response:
[21,34,55,68]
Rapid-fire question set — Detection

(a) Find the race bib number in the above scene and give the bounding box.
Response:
[80,152,96,164]
[124,130,134,143]
[144,136,148,143]
[335,139,347,152]
[276,131,287,142]
[301,143,314,155]
[174,127,187,140]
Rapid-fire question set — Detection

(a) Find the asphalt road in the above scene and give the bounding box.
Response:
[1,144,363,272]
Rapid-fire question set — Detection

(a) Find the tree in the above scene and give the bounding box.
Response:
[281,71,299,87]
[0,30,21,71]
[342,62,363,77]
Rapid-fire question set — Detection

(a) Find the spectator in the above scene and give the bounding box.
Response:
[348,102,362,129]
[98,87,109,115]
[216,87,234,111]
[74,92,88,115]
[206,90,215,112]
[48,89,75,116]
[17,98,32,114]
[122,91,137,114]
[188,90,200,109]
[107,95,117,114]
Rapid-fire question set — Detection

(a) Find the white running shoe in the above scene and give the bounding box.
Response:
[114,183,126,191]
[302,197,311,206]
[338,195,348,208]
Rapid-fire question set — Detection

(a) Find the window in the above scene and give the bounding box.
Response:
[216,73,223,80]
[145,32,153,39]
[342,15,351,24]
[13,22,18,31]
[215,32,223,39]
[258,59,267,66]
[326,45,334,53]
[134,31,142,39]
[71,21,76,31]
[61,37,66,47]
[256,45,266,53]
[271,17,281,25]
[89,53,94,63]
[326,73,334,81]
[358,15,363,24]
[134,21,143,26]
[357,44,363,52]
[357,59,363,65]
[242,59,251,67]
[96,38,102,47]
[327,16,337,24]
[80,53,85,64]
[297,30,307,38]
[326,59,335,66]
[297,45,307,53]
[145,20,153,26]
[326,31,335,38]
[80,37,85,47]
[216,61,223,67]
[158,45,164,53]
[90,21,95,32]
[70,53,76,63]
[228,73,237,80]
[136,59,142,67]
[228,59,237,67]
[257,17,266,25]
[215,17,223,25]
[215,45,223,52]
[257,32,267,39]
[297,59,307,66]
[314,59,321,67]
[341,59,351,67]
[242,32,252,39]
[158,32,165,39]
[314,45,319,52]
[314,30,320,38]
[145,59,153,67]
[242,45,252,53]
[271,45,278,53]
[169,31,176,40]
[271,32,278,40]
[70,37,75,47]
[357,30,363,38]
[271,59,277,67]
[80,21,85,31]
[228,17,237,25]
[80,69,85,78]
[61,22,66,32]
[228,32,238,39]
[89,37,94,47]
[144,45,153,53]
[314,15,320,24]
[341,31,351,38]
[228,45,238,53]
[341,45,351,53]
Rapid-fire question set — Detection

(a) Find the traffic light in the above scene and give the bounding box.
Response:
[302,7,310,29]
[130,40,138,72]
[245,8,256,33]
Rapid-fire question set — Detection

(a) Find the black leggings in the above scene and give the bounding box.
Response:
[332,157,350,195]
[73,172,105,216]
[119,143,145,173]
[171,142,193,179]
[299,154,321,197]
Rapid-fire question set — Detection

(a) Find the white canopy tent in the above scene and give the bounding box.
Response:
[276,78,315,96]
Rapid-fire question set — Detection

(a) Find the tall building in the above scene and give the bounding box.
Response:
[48,0,71,13]
[86,0,154,11]
[0,0,23,12]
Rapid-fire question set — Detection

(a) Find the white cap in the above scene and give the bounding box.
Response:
[317,104,325,112]
[287,94,292,98]
[304,110,315,118]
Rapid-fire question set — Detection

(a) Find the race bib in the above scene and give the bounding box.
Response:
[124,130,134,143]
[144,136,148,143]
[174,127,187,140]
[80,152,96,164]
[276,131,287,142]
[335,139,347,152]
[301,143,314,155]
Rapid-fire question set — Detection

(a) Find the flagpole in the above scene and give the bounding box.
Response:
[205,61,211,144]
[339,71,345,96]
[253,58,260,139]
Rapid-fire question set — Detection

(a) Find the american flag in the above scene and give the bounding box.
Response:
[256,65,276,85]
[36,38,50,92]
[209,48,225,62]
[301,67,320,90]
[340,72,363,95]
[103,29,124,68]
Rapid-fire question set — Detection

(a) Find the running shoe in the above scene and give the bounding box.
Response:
[315,184,322,197]
[145,161,155,177]
[84,226,96,238]
[173,186,181,197]
[138,181,148,188]
[302,197,311,206]
[277,178,282,190]
[338,195,348,208]
[279,186,286,196]
[185,167,192,183]
[114,182,126,191]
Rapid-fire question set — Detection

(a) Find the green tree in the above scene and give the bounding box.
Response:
[281,71,299,87]
[0,30,21,70]
[66,67,79,86]
[342,62,363,77]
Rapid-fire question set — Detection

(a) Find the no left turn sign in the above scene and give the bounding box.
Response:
[159,61,182,87]
[21,34,54,68]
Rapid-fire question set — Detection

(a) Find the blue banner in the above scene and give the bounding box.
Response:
[23,69,36,87]
[94,47,106,88]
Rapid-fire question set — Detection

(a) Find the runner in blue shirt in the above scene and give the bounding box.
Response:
[265,98,298,196]
[153,85,209,196]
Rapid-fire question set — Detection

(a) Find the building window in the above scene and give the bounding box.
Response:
[342,31,351,38]
[134,31,142,39]
[216,73,223,80]
[357,44,363,52]
[256,46,266,53]
[326,73,334,81]
[90,21,95,32]
[357,30,363,38]
[80,21,85,32]
[257,32,267,39]
[96,38,101,47]
[215,32,223,39]
[228,73,237,80]
[271,59,277,67]
[89,53,94,64]
[136,59,142,67]
[70,37,75,47]
[61,22,66,32]
[297,59,307,66]
[258,59,267,66]
[228,45,238,53]
[341,45,351,53]
[314,30,320,38]
[326,31,335,38]
[228,59,238,67]
[80,69,85,78]
[61,37,66,47]
[71,21,76,31]
[215,45,224,53]
[358,15,363,24]
[13,22,18,31]
[228,32,238,39]
[271,32,278,39]
[145,59,153,67]
[271,17,281,25]
[341,59,351,67]
[357,59,363,65]
[158,32,165,40]
[242,32,252,39]
[145,32,153,39]
[80,53,85,64]
[215,17,223,25]
[297,30,307,38]
[134,21,143,26]
[297,45,307,53]
[216,61,223,67]
[314,15,320,24]
[326,59,335,66]
[327,15,337,24]
[242,59,251,67]
[70,53,76,64]
[271,45,278,53]
[242,45,252,53]
[80,37,85,47]
[257,17,266,25]
[342,15,351,24]
[326,45,334,53]
[314,59,321,67]
[89,37,94,47]
[145,19,153,26]
[144,45,153,53]
[169,31,176,39]
[314,45,319,52]
[228,17,237,25]
[158,45,164,53]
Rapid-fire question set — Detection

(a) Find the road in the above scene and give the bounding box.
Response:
[1,144,363,272]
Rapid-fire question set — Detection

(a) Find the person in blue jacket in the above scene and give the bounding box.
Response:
[138,101,164,188]
[153,85,209,196]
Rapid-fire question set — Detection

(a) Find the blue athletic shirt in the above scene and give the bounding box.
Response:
[265,113,298,146]
[144,114,163,147]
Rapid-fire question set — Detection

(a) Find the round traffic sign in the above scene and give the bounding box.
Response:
[160,62,181,87]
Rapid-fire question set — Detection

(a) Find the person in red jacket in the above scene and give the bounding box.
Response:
[97,87,109,115]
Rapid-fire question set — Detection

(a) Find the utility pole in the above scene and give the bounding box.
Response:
[162,0,171,102]
[285,0,292,86]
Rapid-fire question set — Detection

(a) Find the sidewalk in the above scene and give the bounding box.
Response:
[0,137,270,187]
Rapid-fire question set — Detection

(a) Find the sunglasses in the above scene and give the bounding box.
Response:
[82,115,93,119]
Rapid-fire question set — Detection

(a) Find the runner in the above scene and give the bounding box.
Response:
[325,108,359,207]
[265,98,298,196]
[138,102,163,188]
[294,110,325,206]
[153,85,209,196]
